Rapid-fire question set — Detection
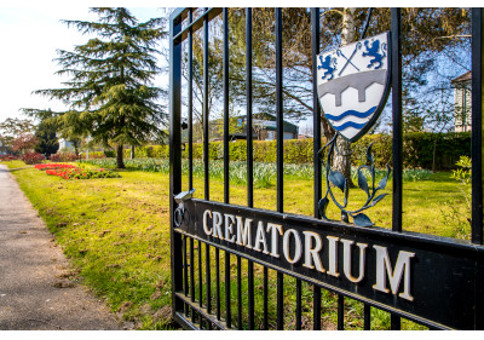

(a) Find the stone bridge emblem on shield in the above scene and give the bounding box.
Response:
[317,32,391,143]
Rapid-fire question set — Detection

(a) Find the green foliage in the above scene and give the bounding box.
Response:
[441,156,472,240]
[34,119,59,156]
[24,8,167,169]
[451,155,472,185]
[121,132,470,170]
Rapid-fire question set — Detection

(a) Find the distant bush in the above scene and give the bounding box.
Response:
[0,154,19,161]
[104,150,115,158]
[89,151,106,159]
[120,132,471,171]
[50,152,78,162]
[22,151,45,164]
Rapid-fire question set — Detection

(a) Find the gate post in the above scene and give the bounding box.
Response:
[472,7,484,329]
[169,9,184,320]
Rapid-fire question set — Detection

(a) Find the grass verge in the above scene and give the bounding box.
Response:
[4,160,470,330]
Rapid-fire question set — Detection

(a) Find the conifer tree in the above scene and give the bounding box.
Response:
[25,8,167,168]
[34,118,59,157]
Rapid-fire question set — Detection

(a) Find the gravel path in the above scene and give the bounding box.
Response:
[0,165,121,330]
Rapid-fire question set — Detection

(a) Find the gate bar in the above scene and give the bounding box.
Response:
[237,255,242,329]
[246,8,255,330]
[188,9,194,191]
[311,8,323,330]
[391,8,402,233]
[222,8,232,328]
[247,8,254,208]
[203,9,210,201]
[169,10,184,316]
[275,7,284,330]
[472,8,483,245]
[390,7,403,330]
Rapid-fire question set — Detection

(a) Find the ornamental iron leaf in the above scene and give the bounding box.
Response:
[317,134,390,227]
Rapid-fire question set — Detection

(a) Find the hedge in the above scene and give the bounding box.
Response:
[115,132,470,170]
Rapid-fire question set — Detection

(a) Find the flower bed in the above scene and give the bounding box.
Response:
[36,163,120,180]
[35,163,77,171]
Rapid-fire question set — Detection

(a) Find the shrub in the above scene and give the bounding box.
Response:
[104,150,115,157]
[50,152,78,162]
[0,154,19,161]
[118,132,470,170]
[22,151,45,164]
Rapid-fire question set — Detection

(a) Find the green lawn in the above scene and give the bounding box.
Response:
[4,160,471,330]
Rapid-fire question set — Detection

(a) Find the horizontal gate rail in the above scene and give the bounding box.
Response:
[169,7,484,330]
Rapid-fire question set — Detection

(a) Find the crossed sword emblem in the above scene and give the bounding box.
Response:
[336,42,362,76]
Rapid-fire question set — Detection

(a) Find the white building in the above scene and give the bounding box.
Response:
[451,71,472,132]
[58,138,75,151]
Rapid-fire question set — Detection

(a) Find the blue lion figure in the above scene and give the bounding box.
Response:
[318,55,336,80]
[362,39,385,69]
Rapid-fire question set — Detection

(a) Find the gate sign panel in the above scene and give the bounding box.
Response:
[317,32,390,142]
[176,199,484,329]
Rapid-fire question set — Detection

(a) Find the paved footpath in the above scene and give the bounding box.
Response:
[0,165,120,330]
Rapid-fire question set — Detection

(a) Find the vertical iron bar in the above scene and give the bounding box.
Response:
[391,315,401,330]
[190,238,195,320]
[313,286,321,330]
[169,11,184,317]
[311,9,322,332]
[391,8,403,233]
[223,10,232,327]
[295,279,302,330]
[183,236,189,315]
[471,8,484,330]
[337,295,344,330]
[237,256,242,329]
[188,9,194,191]
[276,272,284,330]
[198,240,203,307]
[248,261,254,329]
[263,267,268,330]
[390,9,403,330]
[223,8,230,205]
[472,8,483,245]
[206,242,211,316]
[216,248,220,320]
[246,7,254,208]
[246,8,255,330]
[203,8,210,201]
[225,252,231,328]
[364,304,371,330]
[311,7,322,218]
[275,8,284,331]
[202,11,211,329]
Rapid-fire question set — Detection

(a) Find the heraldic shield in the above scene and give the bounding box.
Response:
[317,32,391,143]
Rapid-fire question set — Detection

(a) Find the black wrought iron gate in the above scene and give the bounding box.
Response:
[169,8,484,330]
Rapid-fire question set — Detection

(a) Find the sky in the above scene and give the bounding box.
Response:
[0,1,473,133]
[0,5,169,124]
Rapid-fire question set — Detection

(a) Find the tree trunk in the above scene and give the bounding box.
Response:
[116,144,125,169]
[432,137,438,173]
[332,8,356,187]
[131,145,135,160]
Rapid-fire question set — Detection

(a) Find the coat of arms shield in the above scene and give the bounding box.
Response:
[317,32,391,143]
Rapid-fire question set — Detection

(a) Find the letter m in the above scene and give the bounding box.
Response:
[372,246,415,301]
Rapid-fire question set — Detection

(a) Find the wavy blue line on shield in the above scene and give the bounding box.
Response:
[325,106,376,121]
[331,121,368,131]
